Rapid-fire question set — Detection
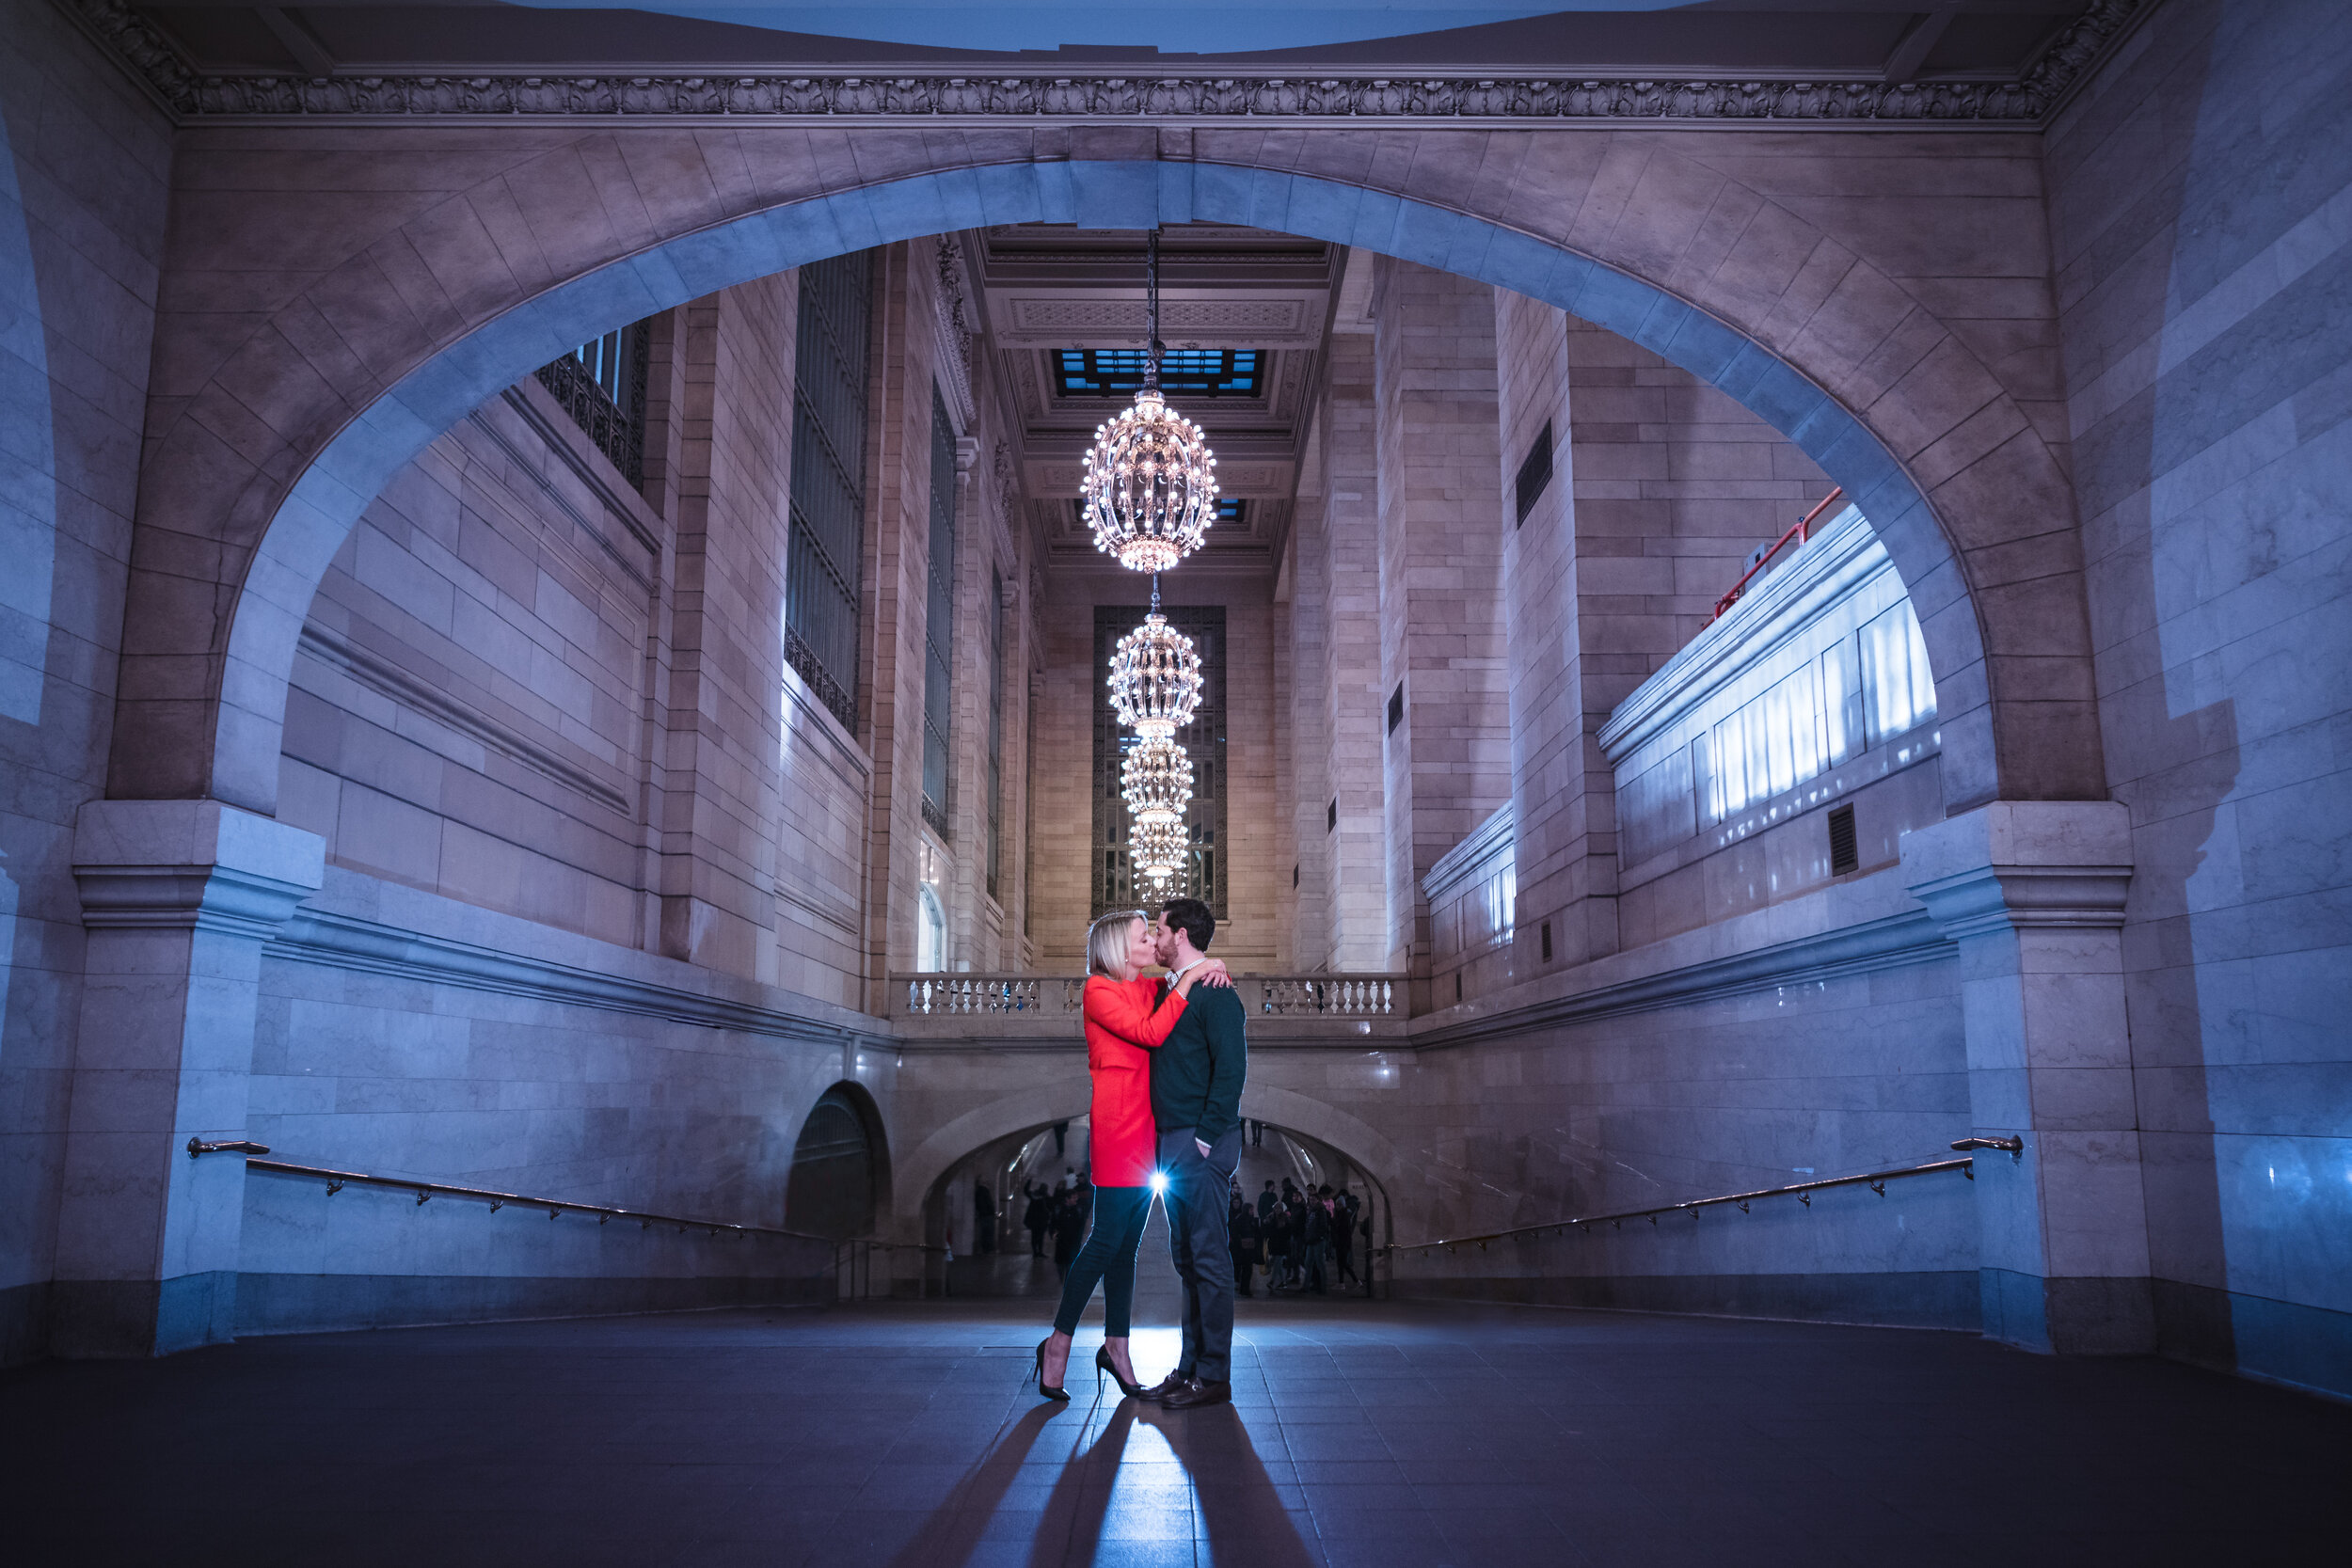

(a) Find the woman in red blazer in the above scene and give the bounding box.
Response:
[1032,908,1228,1401]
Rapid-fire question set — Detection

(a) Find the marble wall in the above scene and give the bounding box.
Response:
[2049,0,2352,1396]
[1377,874,1976,1327]
[0,0,170,1362]
[241,869,878,1331]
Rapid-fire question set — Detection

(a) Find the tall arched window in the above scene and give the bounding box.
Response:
[916,883,946,973]
[785,250,874,732]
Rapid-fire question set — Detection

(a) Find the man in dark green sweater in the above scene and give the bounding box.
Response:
[1138,895,1248,1409]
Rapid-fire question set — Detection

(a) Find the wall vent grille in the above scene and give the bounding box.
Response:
[1828,803,1859,877]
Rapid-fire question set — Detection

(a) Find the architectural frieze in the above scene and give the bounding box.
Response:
[72,0,2148,126]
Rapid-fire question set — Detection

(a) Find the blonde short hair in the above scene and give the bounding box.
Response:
[1087,910,1148,977]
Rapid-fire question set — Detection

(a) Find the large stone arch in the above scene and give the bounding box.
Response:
[119,130,2102,816]
[892,1079,1096,1232]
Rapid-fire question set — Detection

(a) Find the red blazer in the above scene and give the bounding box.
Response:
[1082,974,1187,1187]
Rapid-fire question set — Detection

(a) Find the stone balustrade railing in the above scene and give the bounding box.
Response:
[891,974,1406,1021]
[897,974,1088,1017]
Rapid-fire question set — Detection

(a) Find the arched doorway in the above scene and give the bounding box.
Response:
[927,1113,1394,1302]
[785,1083,883,1241]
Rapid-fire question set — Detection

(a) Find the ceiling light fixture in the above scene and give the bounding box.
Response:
[1130,817,1192,888]
[1081,229,1218,572]
[1120,736,1194,827]
[1106,610,1202,739]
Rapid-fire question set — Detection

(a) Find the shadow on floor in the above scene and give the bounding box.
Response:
[4,1295,2347,1566]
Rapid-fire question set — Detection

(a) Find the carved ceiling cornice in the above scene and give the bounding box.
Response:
[72,0,2151,128]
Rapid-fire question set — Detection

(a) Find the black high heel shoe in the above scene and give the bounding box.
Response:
[1095,1346,1148,1398]
[1028,1337,1070,1402]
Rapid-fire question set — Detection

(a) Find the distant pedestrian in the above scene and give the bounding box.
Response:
[1229,1196,1261,1297]
[1024,1184,1049,1258]
[1304,1197,1331,1294]
[1262,1203,1289,1290]
[1333,1186,1360,1287]
[974,1182,996,1254]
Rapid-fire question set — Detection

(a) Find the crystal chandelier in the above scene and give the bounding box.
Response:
[1130,817,1191,887]
[1120,736,1194,826]
[1081,230,1219,573]
[1105,612,1203,739]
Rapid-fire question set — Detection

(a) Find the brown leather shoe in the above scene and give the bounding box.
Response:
[1136,1370,1192,1402]
[1158,1378,1232,1410]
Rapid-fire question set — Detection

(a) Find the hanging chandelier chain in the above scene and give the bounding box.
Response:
[1080,223,1215,575]
[1145,227,1161,388]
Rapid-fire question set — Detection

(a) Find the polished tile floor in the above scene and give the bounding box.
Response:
[4,1284,2345,1567]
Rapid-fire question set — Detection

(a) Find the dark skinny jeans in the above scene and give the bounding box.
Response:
[1050,1185,1155,1338]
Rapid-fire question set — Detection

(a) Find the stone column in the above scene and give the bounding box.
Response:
[1494,288,1613,972]
[54,800,323,1356]
[652,278,790,984]
[1286,331,1391,974]
[1902,801,2152,1354]
[1371,257,1512,992]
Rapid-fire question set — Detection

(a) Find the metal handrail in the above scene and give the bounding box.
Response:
[192,1140,942,1253]
[1386,1150,1986,1256]
[1708,486,1845,623]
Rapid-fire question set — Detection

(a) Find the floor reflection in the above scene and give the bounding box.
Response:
[885,1371,1318,1568]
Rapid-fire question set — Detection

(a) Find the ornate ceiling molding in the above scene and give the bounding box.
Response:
[933,235,977,429]
[73,0,2149,127]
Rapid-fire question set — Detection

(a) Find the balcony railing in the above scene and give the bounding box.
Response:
[891,974,1406,1021]
[899,974,1087,1016]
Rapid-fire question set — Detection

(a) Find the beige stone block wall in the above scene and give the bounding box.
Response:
[277,262,929,1010]
[278,387,662,953]
[1564,316,1838,704]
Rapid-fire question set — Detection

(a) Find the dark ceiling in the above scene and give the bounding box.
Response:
[135,3,2093,81]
